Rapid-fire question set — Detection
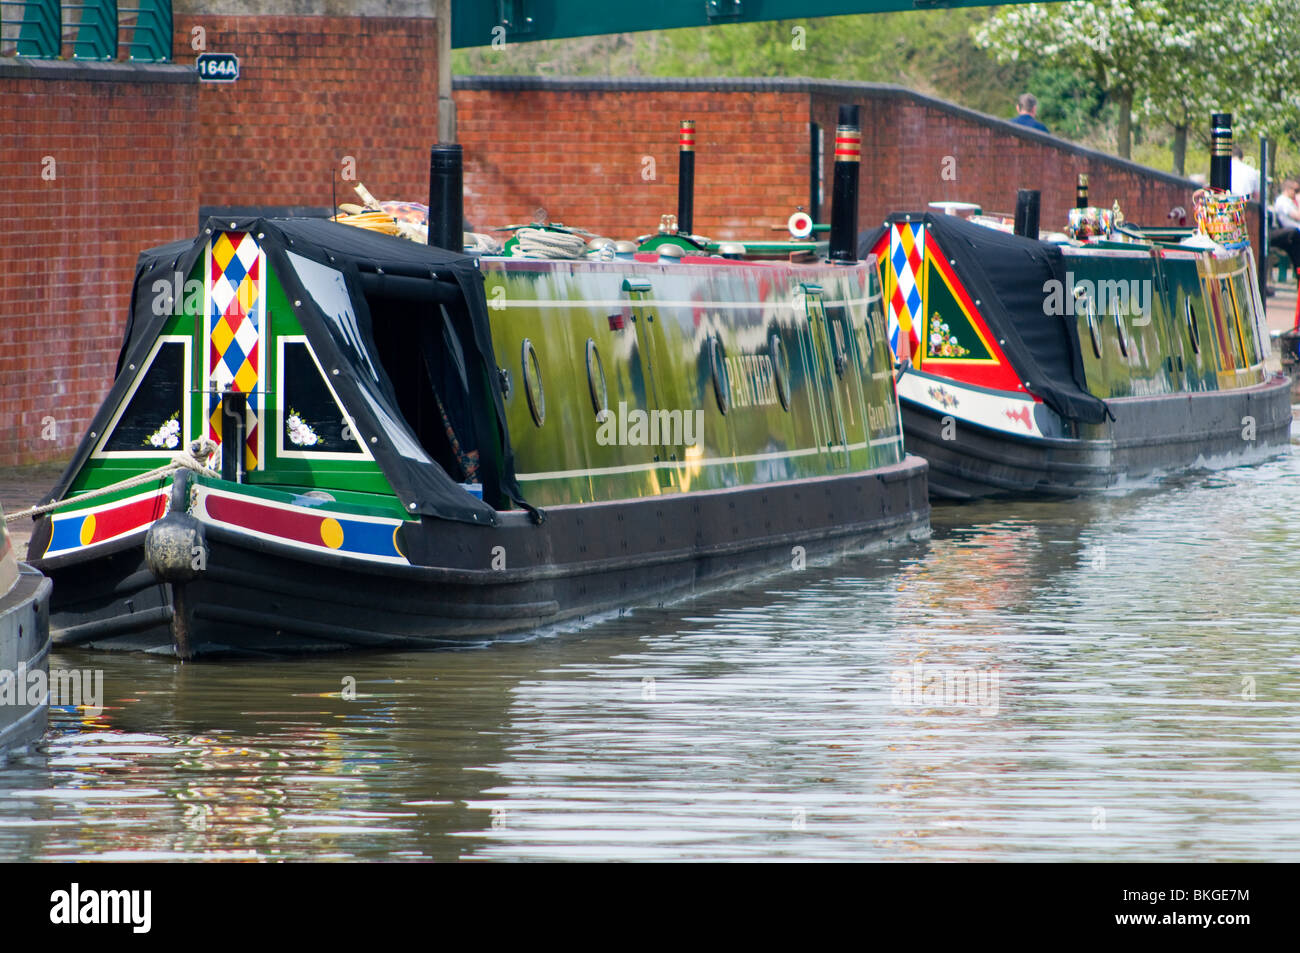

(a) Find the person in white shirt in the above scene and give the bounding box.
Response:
[1274,179,1300,228]
[1231,145,1260,199]
[1270,179,1300,275]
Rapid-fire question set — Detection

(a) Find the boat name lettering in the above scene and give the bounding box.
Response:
[868,401,897,434]
[724,353,780,409]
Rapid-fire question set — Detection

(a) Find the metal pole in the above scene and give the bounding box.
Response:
[829,104,861,263]
[436,0,456,144]
[809,122,822,224]
[1259,134,1270,295]
[1210,112,1232,191]
[428,144,464,251]
[677,120,695,236]
[220,391,246,484]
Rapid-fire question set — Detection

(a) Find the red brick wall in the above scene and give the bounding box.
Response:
[172,16,439,208]
[817,90,1198,238]
[456,87,811,240]
[0,67,198,469]
[455,79,1201,244]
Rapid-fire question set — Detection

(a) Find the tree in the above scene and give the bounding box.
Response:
[976,1,1210,160]
[1230,0,1300,190]
[1139,1,1244,176]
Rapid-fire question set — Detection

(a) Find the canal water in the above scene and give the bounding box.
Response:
[3,449,1298,862]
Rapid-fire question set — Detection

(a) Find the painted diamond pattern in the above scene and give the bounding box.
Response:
[887,223,925,358]
[206,231,264,470]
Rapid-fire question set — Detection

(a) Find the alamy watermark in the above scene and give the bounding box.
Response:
[596,401,703,448]
[1043,273,1152,326]
[890,662,1000,715]
[0,664,103,717]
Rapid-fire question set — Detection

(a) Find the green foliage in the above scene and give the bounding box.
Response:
[452,2,1299,186]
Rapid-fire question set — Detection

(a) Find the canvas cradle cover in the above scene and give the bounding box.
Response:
[861,212,1110,425]
[50,217,532,526]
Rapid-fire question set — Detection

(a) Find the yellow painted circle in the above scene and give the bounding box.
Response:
[320,517,344,550]
[79,514,96,546]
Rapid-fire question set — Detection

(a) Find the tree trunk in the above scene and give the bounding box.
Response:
[1171,124,1188,177]
[1115,89,1133,159]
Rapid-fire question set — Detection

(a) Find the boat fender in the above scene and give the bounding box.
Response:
[144,511,207,584]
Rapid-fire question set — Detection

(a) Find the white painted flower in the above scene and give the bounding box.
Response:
[145,415,181,450]
[287,410,320,447]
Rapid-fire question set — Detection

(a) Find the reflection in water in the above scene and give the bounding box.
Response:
[2,453,1299,861]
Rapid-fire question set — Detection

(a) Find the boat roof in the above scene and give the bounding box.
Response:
[51,217,531,526]
[862,212,1110,425]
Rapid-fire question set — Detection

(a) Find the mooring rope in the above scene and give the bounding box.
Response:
[4,439,220,523]
[510,227,589,260]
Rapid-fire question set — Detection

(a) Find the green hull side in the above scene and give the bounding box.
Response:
[480,256,905,507]
[1066,245,1271,409]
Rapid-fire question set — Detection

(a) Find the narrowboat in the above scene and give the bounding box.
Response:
[25,108,929,658]
[0,503,52,756]
[865,175,1292,499]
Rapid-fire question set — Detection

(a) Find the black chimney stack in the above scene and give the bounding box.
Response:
[428,143,464,252]
[677,119,695,235]
[829,104,861,262]
[1076,173,1089,209]
[1014,189,1041,240]
[1210,112,1232,191]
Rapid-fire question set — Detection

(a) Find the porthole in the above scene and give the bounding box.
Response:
[585,338,607,417]
[769,333,792,411]
[521,338,544,427]
[1185,298,1201,354]
[1081,291,1102,358]
[1113,300,1129,358]
[709,336,730,414]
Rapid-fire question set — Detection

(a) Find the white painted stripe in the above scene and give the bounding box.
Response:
[516,439,905,482]
[489,294,882,311]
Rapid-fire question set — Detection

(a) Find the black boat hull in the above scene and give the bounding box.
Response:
[0,568,52,756]
[903,375,1293,499]
[38,457,929,656]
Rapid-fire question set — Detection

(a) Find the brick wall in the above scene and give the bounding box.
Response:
[458,78,1201,245]
[0,62,198,469]
[172,15,439,209]
[455,85,811,240]
[815,88,1197,237]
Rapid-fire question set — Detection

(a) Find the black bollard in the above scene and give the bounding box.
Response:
[829,104,861,263]
[677,120,695,236]
[428,144,464,252]
[1210,112,1232,192]
[1014,189,1041,240]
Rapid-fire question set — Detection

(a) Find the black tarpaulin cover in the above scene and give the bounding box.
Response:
[49,217,531,527]
[861,213,1110,425]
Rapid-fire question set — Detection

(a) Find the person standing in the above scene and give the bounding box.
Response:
[1230,145,1260,200]
[1011,93,1049,133]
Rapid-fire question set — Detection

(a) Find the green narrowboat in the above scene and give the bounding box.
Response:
[25,110,928,658]
[864,204,1292,498]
